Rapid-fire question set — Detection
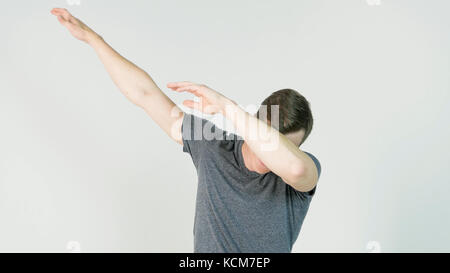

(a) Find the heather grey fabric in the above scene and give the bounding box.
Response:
[182,114,321,253]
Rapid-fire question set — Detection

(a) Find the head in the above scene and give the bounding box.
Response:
[244,88,314,173]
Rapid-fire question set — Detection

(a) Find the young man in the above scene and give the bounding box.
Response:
[51,8,321,253]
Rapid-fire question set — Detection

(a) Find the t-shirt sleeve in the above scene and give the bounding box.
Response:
[296,152,322,198]
[305,151,321,179]
[181,113,226,166]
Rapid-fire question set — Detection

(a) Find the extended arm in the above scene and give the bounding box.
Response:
[51,8,183,143]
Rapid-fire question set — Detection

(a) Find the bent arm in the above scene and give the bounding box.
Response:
[167,82,319,192]
[51,8,183,143]
[224,103,319,192]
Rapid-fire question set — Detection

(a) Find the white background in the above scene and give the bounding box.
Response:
[0,0,449,252]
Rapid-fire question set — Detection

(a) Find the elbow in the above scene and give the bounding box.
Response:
[288,161,306,184]
[286,161,317,192]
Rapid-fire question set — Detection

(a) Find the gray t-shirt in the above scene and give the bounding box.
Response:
[182,114,321,253]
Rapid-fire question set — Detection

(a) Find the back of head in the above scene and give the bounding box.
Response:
[256,89,313,145]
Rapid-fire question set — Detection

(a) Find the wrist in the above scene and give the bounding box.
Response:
[86,32,103,46]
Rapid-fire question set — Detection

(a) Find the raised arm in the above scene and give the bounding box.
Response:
[51,8,183,144]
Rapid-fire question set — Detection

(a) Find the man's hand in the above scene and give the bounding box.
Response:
[167,82,235,115]
[51,8,99,44]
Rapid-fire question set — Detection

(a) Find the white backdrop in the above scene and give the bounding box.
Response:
[1,0,449,252]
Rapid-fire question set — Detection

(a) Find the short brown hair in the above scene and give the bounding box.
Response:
[256,89,313,145]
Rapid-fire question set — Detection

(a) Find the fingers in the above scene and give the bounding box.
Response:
[57,15,68,25]
[51,8,72,20]
[167,82,208,96]
[168,83,204,97]
[167,81,207,92]
[167,81,194,89]
[51,8,69,16]
[50,8,62,15]
[175,85,201,94]
[52,8,77,29]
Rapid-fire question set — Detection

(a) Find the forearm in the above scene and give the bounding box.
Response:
[88,35,159,105]
[224,102,309,185]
